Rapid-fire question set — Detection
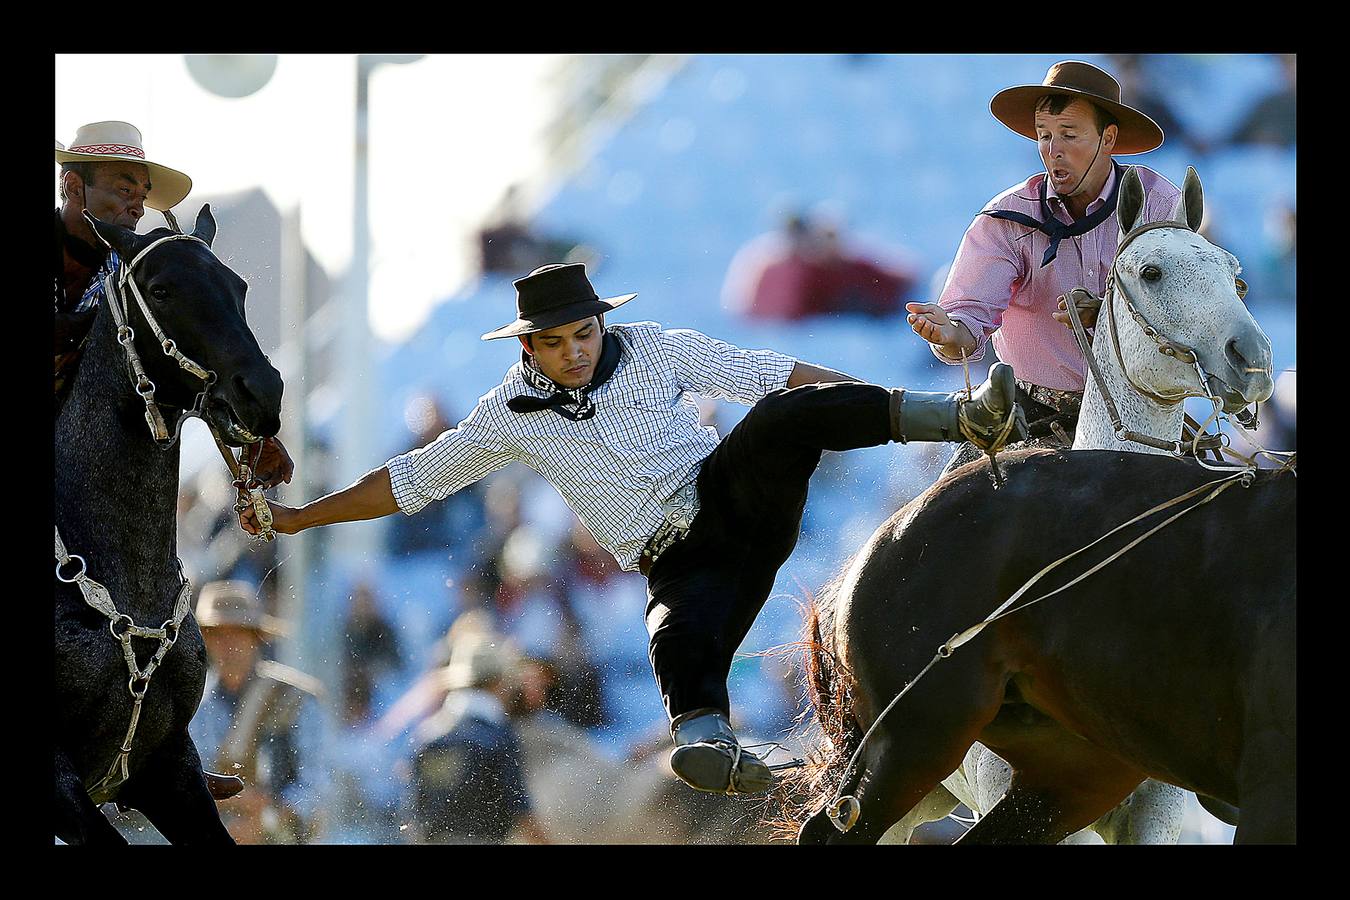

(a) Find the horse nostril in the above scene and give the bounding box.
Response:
[231,373,258,406]
[1224,338,1248,370]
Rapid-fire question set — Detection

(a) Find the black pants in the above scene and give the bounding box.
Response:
[644,382,894,723]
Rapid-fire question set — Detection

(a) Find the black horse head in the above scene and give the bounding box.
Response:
[84,205,283,444]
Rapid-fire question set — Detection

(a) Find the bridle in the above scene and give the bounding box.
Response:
[1063,219,1258,461]
[89,213,239,448]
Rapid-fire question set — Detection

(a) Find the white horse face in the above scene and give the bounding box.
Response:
[1113,167,1275,412]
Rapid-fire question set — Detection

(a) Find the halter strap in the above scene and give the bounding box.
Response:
[102,232,218,445]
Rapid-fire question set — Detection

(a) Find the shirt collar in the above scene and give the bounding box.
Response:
[1046,162,1118,215]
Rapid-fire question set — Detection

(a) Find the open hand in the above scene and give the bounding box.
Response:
[906,301,973,356]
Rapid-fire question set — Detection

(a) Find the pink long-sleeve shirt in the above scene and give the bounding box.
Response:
[935,164,1181,392]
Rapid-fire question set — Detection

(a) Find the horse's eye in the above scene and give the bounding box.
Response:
[1141,265,1162,282]
[1235,277,1249,300]
[150,286,169,301]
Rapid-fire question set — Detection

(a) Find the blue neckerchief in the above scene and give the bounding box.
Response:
[980,161,1125,268]
[76,249,120,313]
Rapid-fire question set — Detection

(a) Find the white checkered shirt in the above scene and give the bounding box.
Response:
[387,321,797,572]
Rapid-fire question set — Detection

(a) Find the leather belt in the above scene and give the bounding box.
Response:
[639,519,691,577]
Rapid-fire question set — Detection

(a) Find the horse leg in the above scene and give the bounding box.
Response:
[1089,779,1187,844]
[958,727,1148,844]
[118,731,234,845]
[799,685,1003,846]
[799,732,973,845]
[54,749,126,845]
[877,783,961,844]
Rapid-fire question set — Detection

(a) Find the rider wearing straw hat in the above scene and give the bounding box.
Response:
[906,60,1184,471]
[238,261,1026,796]
[54,120,294,485]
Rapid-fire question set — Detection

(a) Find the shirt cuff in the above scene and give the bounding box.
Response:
[767,351,796,392]
[386,453,432,516]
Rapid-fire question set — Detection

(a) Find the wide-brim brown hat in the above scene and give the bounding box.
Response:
[56,121,193,211]
[194,580,290,637]
[481,263,636,341]
[990,60,1164,156]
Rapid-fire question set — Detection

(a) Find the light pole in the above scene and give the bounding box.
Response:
[331,54,425,576]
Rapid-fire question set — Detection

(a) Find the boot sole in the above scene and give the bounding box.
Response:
[669,745,734,793]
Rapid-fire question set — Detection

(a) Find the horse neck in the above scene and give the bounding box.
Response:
[1073,297,1186,455]
[55,301,184,615]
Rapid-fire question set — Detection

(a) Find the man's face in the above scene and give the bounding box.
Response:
[201,625,262,670]
[1034,98,1116,198]
[73,161,151,230]
[522,316,603,388]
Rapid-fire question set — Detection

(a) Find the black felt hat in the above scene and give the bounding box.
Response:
[481,263,637,341]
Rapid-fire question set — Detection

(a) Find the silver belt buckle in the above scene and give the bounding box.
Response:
[646,482,700,565]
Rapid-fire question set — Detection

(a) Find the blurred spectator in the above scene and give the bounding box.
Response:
[189,580,327,844]
[723,212,919,321]
[325,665,405,843]
[404,629,552,844]
[1257,202,1297,303]
[339,581,403,712]
[478,184,595,275]
[1110,54,1210,157]
[1229,54,1296,147]
[385,394,487,559]
[373,605,497,748]
[493,525,607,729]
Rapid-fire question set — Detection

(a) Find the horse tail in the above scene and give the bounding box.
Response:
[765,571,864,841]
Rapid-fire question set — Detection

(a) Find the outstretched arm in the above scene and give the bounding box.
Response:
[239,466,399,536]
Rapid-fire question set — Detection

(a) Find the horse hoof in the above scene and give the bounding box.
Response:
[829,795,861,832]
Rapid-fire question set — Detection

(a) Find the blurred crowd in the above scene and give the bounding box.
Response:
[148,53,1294,845]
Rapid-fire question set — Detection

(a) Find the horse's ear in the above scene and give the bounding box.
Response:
[1117,166,1146,238]
[192,204,217,248]
[1171,166,1204,232]
[82,211,141,260]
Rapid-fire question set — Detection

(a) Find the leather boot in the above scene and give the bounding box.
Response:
[891,362,1026,451]
[205,770,245,801]
[669,708,773,795]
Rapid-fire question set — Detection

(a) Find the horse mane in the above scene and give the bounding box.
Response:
[763,566,865,841]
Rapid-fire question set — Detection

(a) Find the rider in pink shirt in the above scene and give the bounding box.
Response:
[907,61,1181,468]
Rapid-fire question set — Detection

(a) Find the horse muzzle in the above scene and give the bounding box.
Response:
[205,364,283,444]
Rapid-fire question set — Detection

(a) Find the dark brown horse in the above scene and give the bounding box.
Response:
[786,449,1294,844]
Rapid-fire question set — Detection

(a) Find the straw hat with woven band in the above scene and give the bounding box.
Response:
[482,263,637,341]
[990,60,1165,156]
[55,121,193,211]
[195,580,290,637]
